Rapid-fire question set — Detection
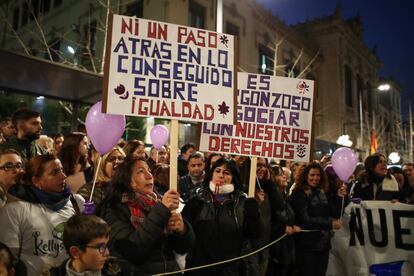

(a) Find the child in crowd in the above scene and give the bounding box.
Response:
[49,214,113,276]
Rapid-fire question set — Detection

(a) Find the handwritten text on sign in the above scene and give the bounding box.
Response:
[104,15,235,124]
[200,73,314,161]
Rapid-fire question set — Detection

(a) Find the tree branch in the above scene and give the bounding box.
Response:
[58,101,85,125]
[288,48,303,78]
[298,49,320,79]
[0,9,30,55]
[27,0,52,61]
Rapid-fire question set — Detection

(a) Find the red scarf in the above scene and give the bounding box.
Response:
[121,191,158,229]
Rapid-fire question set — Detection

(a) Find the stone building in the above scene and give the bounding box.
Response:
[0,0,404,158]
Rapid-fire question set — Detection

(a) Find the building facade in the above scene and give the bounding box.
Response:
[0,0,404,159]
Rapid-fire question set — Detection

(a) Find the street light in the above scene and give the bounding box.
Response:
[67,46,75,54]
[359,83,390,150]
[378,84,391,91]
[388,152,400,164]
[337,134,353,147]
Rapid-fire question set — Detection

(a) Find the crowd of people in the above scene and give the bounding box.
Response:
[0,108,413,276]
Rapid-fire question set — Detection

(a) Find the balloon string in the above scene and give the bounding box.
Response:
[89,156,102,202]
[156,150,158,164]
[340,182,347,218]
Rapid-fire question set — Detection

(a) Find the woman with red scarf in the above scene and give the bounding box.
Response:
[100,156,195,275]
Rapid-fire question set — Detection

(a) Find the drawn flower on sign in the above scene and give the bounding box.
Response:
[296,144,307,158]
[114,84,129,100]
[218,101,230,117]
[296,81,309,94]
[220,35,229,47]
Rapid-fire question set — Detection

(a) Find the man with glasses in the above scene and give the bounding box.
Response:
[0,109,47,164]
[0,149,23,207]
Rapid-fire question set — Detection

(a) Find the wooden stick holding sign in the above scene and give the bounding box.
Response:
[248,157,258,198]
[169,120,179,191]
[101,14,237,196]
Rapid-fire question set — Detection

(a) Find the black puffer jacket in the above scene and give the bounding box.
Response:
[289,188,341,252]
[182,188,263,276]
[100,200,195,275]
[350,174,400,201]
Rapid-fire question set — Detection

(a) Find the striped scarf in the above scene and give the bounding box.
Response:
[121,191,158,229]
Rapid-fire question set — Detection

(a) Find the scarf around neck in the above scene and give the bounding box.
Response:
[209,181,234,195]
[209,181,235,203]
[30,185,71,211]
[121,191,158,229]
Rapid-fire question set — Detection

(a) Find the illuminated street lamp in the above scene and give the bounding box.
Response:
[378,84,391,91]
[336,134,353,147]
[67,46,75,54]
[388,152,400,164]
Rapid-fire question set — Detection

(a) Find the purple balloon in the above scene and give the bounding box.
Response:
[331,147,358,182]
[85,101,125,155]
[150,124,169,149]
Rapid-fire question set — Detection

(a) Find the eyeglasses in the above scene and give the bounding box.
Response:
[106,156,124,163]
[84,243,109,254]
[0,163,23,171]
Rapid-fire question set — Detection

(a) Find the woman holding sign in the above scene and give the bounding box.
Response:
[182,158,263,276]
[100,156,195,275]
[289,162,345,276]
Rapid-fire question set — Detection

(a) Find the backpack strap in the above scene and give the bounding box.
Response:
[70,194,80,214]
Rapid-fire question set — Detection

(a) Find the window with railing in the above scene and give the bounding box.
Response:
[189,0,205,28]
[258,44,274,75]
[226,21,239,37]
[125,0,143,17]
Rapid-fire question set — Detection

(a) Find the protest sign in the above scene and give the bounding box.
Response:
[327,201,414,276]
[200,73,314,162]
[102,14,236,124]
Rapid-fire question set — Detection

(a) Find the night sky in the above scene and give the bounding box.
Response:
[257,0,414,118]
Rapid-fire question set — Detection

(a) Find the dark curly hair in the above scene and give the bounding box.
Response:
[294,162,328,195]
